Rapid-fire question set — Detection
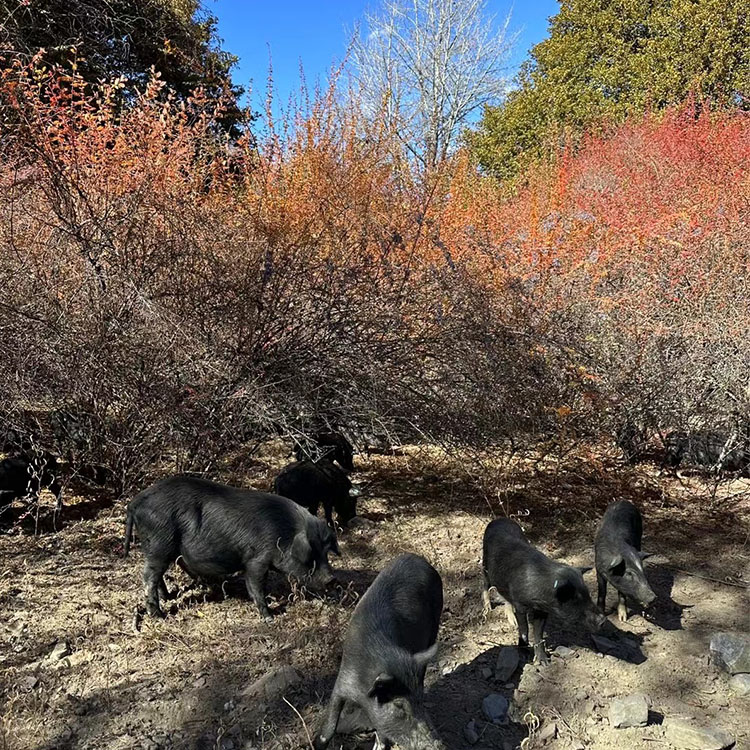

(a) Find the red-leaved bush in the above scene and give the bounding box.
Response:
[1,58,748,496]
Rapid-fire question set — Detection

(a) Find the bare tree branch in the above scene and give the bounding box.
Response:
[351,0,515,169]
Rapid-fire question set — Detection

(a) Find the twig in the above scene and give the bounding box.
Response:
[283,696,315,750]
[664,565,749,589]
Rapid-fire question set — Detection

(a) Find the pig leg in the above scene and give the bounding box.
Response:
[143,560,169,618]
[314,690,346,750]
[528,611,549,664]
[51,478,63,519]
[504,598,516,626]
[481,569,492,615]
[617,592,628,622]
[596,571,607,613]
[514,607,530,649]
[158,578,172,601]
[323,500,334,527]
[244,559,272,621]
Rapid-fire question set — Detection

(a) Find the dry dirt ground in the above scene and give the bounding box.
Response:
[1,445,749,750]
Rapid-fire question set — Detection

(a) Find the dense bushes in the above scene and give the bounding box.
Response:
[1,60,748,496]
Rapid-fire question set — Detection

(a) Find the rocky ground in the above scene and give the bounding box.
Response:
[1,445,749,750]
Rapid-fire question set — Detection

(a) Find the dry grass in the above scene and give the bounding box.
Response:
[1,445,749,750]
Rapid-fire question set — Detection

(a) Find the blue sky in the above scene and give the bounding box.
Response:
[209,0,560,111]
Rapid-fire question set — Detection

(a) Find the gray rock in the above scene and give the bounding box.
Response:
[538,722,557,742]
[242,666,300,700]
[52,650,93,671]
[710,633,750,675]
[46,640,71,663]
[347,516,375,532]
[663,717,734,749]
[494,647,520,681]
[609,694,649,728]
[482,693,509,724]
[553,645,576,659]
[19,674,38,691]
[463,720,479,745]
[728,674,750,697]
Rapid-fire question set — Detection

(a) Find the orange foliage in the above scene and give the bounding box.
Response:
[1,60,748,484]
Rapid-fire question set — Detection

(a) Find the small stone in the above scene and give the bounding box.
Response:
[538,722,557,742]
[728,674,750,696]
[481,667,493,679]
[663,717,735,750]
[242,666,300,700]
[494,647,520,681]
[710,633,750,674]
[482,693,509,724]
[53,650,93,670]
[463,720,479,745]
[19,675,38,691]
[347,517,375,532]
[553,645,575,659]
[46,640,71,663]
[583,700,597,715]
[609,694,649,728]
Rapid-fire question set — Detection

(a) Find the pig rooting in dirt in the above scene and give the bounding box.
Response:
[124,475,340,621]
[314,553,444,750]
[482,518,605,664]
[595,499,656,622]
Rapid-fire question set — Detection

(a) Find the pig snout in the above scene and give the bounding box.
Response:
[310,562,336,590]
[390,711,444,750]
[640,586,657,609]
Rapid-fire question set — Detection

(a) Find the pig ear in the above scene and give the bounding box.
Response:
[608,555,625,572]
[368,673,396,702]
[413,642,439,668]
[554,579,576,603]
[291,531,312,562]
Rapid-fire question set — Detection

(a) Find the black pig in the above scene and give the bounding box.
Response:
[0,453,63,515]
[273,459,357,528]
[124,475,340,620]
[314,554,444,750]
[595,500,655,621]
[294,430,355,472]
[482,518,605,664]
[663,429,750,474]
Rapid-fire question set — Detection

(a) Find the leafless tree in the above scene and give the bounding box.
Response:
[351,0,515,169]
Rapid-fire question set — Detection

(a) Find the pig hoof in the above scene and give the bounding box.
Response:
[262,614,274,623]
[148,608,166,619]
[617,604,628,622]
